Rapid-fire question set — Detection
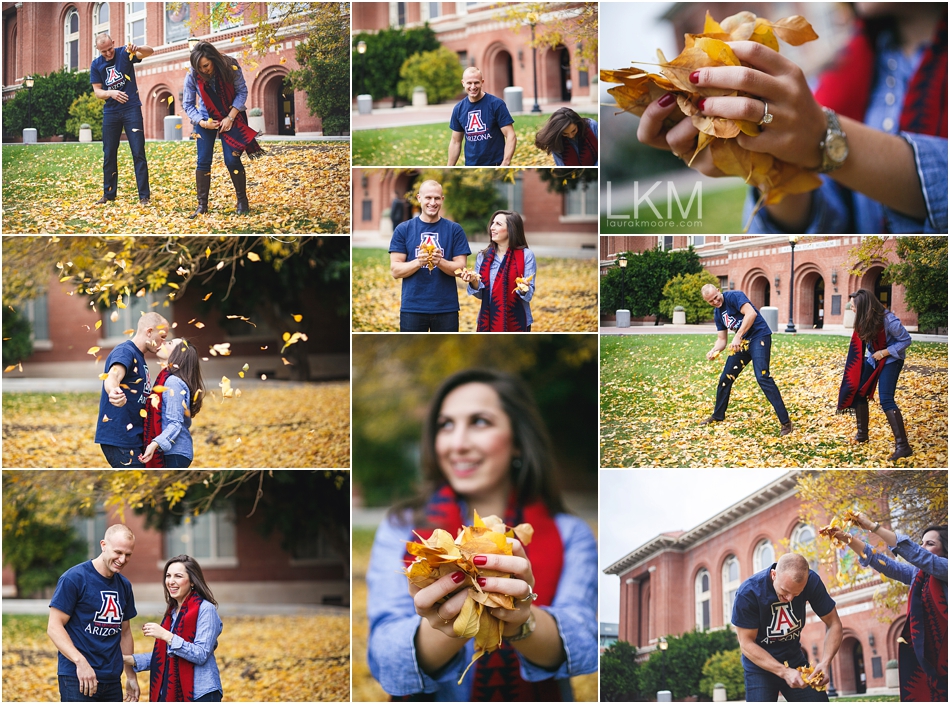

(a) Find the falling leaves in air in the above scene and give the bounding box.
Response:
[95,319,102,330]
[239,363,248,378]
[87,346,100,356]
[246,251,261,262]
[292,314,303,322]
[281,331,308,353]
[209,343,232,356]
[167,95,174,105]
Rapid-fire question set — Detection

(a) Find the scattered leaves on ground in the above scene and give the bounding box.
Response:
[2,384,350,468]
[2,142,349,233]
[352,248,597,331]
[601,334,948,468]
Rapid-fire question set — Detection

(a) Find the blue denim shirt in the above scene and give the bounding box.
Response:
[132,600,223,699]
[367,511,598,700]
[152,374,193,460]
[183,65,248,125]
[858,532,949,592]
[552,118,599,166]
[864,310,912,366]
[747,31,948,233]
[467,247,537,327]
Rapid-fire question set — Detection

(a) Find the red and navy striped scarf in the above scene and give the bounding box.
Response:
[899,568,948,701]
[397,484,564,702]
[149,591,202,702]
[814,17,947,138]
[836,327,887,414]
[476,247,528,333]
[196,66,264,159]
[143,368,171,468]
[561,121,598,166]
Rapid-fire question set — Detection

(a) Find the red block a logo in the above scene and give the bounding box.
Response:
[95,591,123,625]
[466,111,486,134]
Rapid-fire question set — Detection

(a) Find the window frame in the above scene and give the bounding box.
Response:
[753,539,775,573]
[721,554,740,625]
[163,504,238,569]
[695,568,711,632]
[93,2,110,61]
[65,7,80,72]
[126,2,147,48]
[561,180,597,222]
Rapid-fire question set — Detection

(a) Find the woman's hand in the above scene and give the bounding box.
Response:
[200,119,220,130]
[459,269,481,287]
[410,570,472,638]
[474,539,536,637]
[851,511,876,531]
[142,622,173,643]
[219,116,234,133]
[138,442,158,464]
[872,350,889,361]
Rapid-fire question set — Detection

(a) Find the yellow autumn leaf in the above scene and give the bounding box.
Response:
[167,95,174,105]
[4,364,16,372]
[98,373,109,380]
[203,292,213,301]
[95,319,102,330]
[87,346,100,355]
[292,314,303,322]
[246,252,261,262]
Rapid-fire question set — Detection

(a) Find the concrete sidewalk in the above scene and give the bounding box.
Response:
[2,598,346,616]
[352,99,598,131]
[353,231,597,259]
[599,323,948,343]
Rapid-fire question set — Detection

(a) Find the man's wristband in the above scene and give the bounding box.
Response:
[872,521,881,533]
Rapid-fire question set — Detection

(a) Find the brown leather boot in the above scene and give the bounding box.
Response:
[884,408,912,460]
[188,169,211,218]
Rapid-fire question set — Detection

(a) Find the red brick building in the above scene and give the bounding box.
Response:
[600,236,918,329]
[2,2,321,140]
[352,2,597,108]
[353,167,597,248]
[605,471,906,696]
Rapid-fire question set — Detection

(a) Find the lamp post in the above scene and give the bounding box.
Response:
[619,253,627,310]
[357,40,367,98]
[187,36,200,52]
[658,636,669,697]
[528,13,541,113]
[784,235,798,334]
[25,75,34,130]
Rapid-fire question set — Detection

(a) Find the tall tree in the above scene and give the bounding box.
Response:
[289,3,350,135]
[495,2,598,71]
[601,246,702,318]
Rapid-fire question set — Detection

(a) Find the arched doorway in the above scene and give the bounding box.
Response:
[813,276,825,328]
[558,45,571,101]
[795,268,823,329]
[748,274,771,309]
[859,265,891,310]
[837,636,859,693]
[489,48,514,97]
[151,86,174,139]
[277,77,295,135]
[853,640,867,694]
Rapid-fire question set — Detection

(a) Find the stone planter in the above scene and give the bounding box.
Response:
[885,660,899,688]
[79,123,92,143]
[672,305,686,325]
[248,114,265,134]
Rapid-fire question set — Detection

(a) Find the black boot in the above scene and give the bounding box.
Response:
[884,408,912,460]
[229,167,249,214]
[854,401,869,443]
[188,169,211,218]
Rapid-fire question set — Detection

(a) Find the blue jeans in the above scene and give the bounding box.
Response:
[399,311,460,332]
[164,454,192,468]
[101,106,149,200]
[712,335,790,424]
[857,357,904,412]
[100,444,144,468]
[743,653,830,702]
[194,122,244,173]
[195,690,223,702]
[58,675,123,702]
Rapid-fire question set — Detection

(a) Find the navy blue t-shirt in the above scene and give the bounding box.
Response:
[94,340,151,448]
[449,93,514,166]
[90,46,142,112]
[714,290,773,340]
[731,564,836,673]
[50,561,137,681]
[389,216,471,314]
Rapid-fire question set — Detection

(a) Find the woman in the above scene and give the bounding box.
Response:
[836,289,912,460]
[460,211,536,332]
[366,369,597,701]
[183,41,263,218]
[827,513,946,701]
[141,338,205,468]
[125,554,224,702]
[635,3,946,233]
[534,108,599,166]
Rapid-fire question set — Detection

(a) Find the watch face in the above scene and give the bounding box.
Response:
[827,134,848,163]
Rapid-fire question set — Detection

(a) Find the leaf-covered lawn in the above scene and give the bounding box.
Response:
[1,142,350,234]
[2,384,349,468]
[1,612,349,702]
[601,334,948,468]
[352,248,598,331]
[352,113,597,166]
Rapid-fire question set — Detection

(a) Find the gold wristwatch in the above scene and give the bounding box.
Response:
[818,107,849,173]
[505,611,536,642]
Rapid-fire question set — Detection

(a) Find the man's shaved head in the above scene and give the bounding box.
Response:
[96,33,113,49]
[138,312,168,333]
[775,552,809,581]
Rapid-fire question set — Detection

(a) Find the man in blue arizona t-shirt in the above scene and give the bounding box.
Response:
[732,553,842,702]
[48,524,140,701]
[700,284,794,436]
[90,34,152,205]
[448,67,516,166]
[389,179,471,332]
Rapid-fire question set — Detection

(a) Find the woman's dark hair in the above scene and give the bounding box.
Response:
[534,107,586,156]
[162,554,217,613]
[850,289,886,343]
[190,41,236,86]
[394,369,566,524]
[481,210,528,254]
[167,339,205,417]
[921,525,948,557]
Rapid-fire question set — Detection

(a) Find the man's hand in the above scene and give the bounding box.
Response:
[108,387,127,407]
[782,665,808,689]
[427,250,443,269]
[112,90,130,104]
[729,334,744,353]
[124,672,140,702]
[77,658,98,697]
[706,348,721,361]
[809,661,830,689]
[126,43,139,56]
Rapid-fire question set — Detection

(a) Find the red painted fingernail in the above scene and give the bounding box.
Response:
[698,98,707,112]
[473,555,488,566]
[689,71,700,84]
[451,572,465,583]
[658,92,676,108]
[477,577,487,587]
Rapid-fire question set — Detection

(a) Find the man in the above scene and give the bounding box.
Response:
[48,524,139,702]
[95,312,168,467]
[732,553,842,702]
[448,67,516,166]
[389,180,470,332]
[700,283,794,436]
[90,34,152,205]
[390,190,407,230]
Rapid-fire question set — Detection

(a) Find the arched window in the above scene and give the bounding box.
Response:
[93,3,110,60]
[791,523,818,569]
[126,2,147,47]
[753,539,775,573]
[64,7,80,71]
[695,569,711,631]
[722,555,740,623]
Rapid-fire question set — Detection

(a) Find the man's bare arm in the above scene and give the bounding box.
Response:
[49,607,99,695]
[500,124,517,166]
[447,130,463,166]
[390,252,423,280]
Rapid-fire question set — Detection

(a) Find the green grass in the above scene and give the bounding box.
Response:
[832,697,899,702]
[601,182,747,233]
[352,113,597,166]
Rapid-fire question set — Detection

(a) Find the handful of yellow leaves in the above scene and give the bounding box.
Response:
[419,242,438,271]
[513,274,534,295]
[784,661,827,691]
[405,511,534,685]
[818,510,863,547]
[601,10,821,226]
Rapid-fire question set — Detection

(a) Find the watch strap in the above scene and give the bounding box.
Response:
[504,611,536,642]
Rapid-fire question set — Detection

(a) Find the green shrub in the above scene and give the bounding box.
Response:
[601,640,642,702]
[397,47,463,104]
[2,307,32,368]
[699,648,746,700]
[65,92,104,140]
[2,69,93,140]
[638,629,739,699]
[600,246,702,316]
[659,270,720,323]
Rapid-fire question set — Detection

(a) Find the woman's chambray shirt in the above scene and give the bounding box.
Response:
[183,65,248,126]
[466,248,537,328]
[151,374,194,460]
[858,532,948,588]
